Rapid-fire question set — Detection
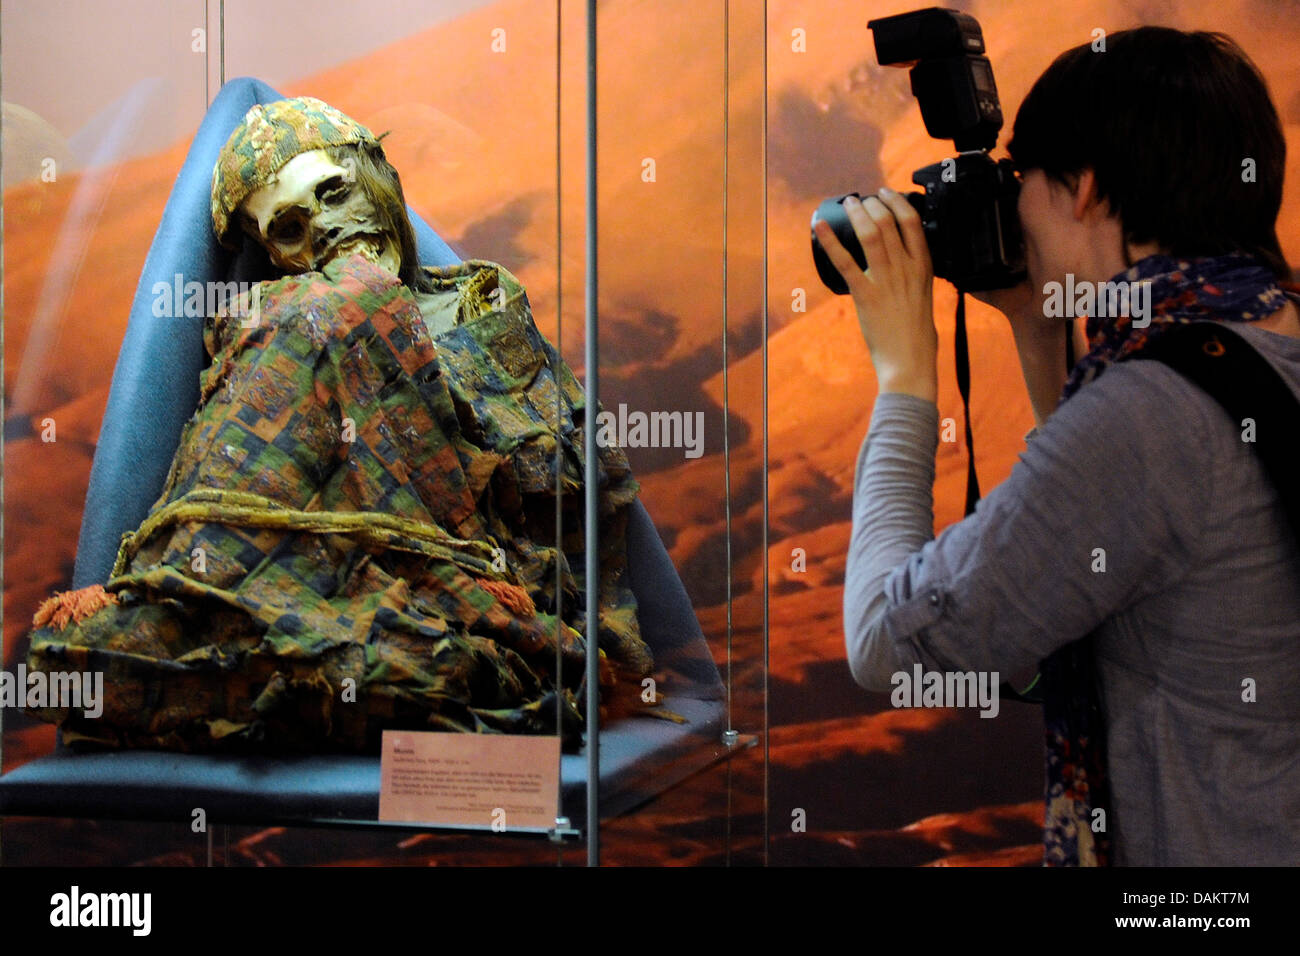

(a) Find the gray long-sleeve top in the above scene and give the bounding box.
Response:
[844,321,1300,865]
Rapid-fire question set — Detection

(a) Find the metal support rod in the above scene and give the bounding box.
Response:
[722,1,734,739]
[761,0,771,868]
[219,0,226,88]
[584,0,600,868]
[553,0,565,844]
[721,0,735,867]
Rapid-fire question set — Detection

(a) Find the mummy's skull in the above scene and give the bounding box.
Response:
[238,149,400,275]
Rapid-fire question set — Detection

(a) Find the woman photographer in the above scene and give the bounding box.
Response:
[821,27,1300,865]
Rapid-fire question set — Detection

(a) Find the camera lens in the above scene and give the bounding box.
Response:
[810,194,866,296]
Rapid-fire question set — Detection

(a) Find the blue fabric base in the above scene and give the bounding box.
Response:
[0,698,726,826]
[1,78,726,830]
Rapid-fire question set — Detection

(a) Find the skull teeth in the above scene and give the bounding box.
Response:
[323,236,384,268]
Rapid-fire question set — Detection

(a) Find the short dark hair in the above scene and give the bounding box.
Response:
[1006,27,1289,278]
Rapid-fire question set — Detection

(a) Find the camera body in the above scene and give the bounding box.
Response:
[811,7,1026,294]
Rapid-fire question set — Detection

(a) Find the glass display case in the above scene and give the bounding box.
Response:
[0,0,766,867]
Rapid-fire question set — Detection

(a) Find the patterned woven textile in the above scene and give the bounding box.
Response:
[27,254,650,753]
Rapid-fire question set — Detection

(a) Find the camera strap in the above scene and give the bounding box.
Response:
[955,292,1044,704]
[958,306,1065,703]
[954,292,981,516]
[952,294,1076,523]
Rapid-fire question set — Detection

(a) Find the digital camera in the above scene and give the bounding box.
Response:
[811,7,1026,294]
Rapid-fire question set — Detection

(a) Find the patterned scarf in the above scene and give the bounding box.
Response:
[1042,252,1290,866]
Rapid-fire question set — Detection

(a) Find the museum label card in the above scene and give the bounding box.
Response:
[378,730,560,831]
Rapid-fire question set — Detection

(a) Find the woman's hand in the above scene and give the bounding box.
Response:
[814,189,937,403]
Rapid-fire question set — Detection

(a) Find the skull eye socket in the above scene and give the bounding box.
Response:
[316,175,350,205]
[268,213,306,246]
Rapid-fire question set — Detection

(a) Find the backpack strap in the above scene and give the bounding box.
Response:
[1133,321,1300,547]
[1000,320,1300,708]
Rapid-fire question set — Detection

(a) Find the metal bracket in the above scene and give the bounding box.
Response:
[548,817,581,843]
